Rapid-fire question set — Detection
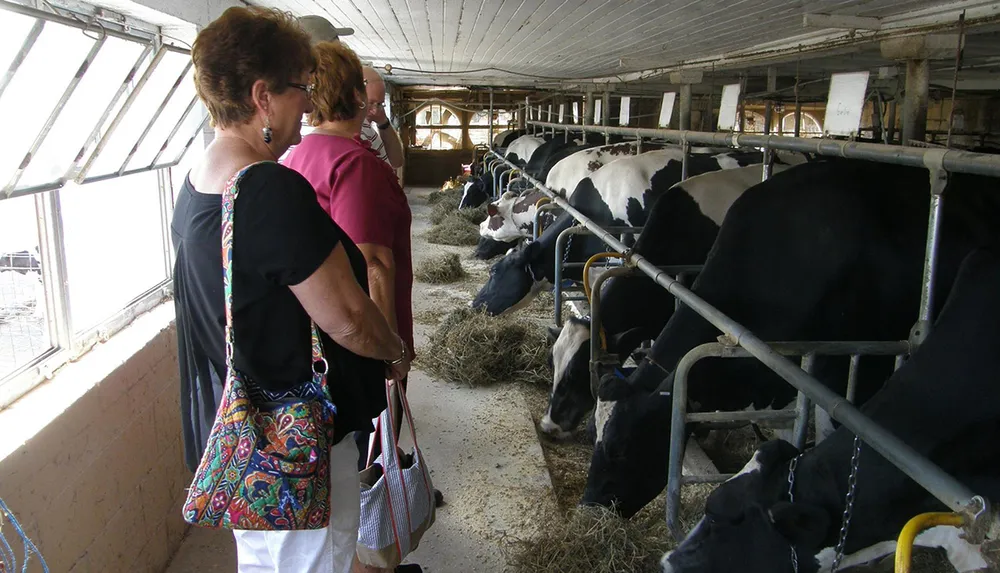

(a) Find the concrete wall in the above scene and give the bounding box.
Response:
[0,305,188,573]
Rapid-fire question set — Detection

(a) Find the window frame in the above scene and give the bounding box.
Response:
[0,0,198,409]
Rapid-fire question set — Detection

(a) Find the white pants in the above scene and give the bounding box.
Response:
[233,435,362,573]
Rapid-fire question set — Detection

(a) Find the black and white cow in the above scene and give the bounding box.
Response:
[663,245,1000,573]
[493,129,526,148]
[0,250,41,275]
[459,135,548,209]
[471,149,761,315]
[582,159,1000,519]
[540,165,792,438]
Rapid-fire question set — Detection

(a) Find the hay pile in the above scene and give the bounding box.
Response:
[455,205,488,225]
[414,253,466,284]
[507,487,717,573]
[506,505,663,573]
[425,212,481,246]
[427,187,463,206]
[419,307,549,387]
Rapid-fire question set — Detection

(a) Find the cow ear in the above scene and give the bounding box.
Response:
[597,373,631,401]
[487,203,499,217]
[768,501,830,549]
[755,440,801,472]
[547,325,563,343]
[609,327,649,359]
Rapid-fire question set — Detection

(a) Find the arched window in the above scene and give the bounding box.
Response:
[468,109,513,146]
[738,111,767,133]
[781,112,823,137]
[413,103,462,150]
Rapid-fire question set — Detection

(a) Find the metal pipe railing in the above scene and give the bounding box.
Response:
[485,149,987,522]
[665,340,912,540]
[526,121,1000,178]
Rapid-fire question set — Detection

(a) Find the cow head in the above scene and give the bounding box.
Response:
[474,236,518,260]
[540,318,593,439]
[479,191,527,243]
[581,374,673,518]
[472,241,545,315]
[459,179,488,209]
[662,440,833,573]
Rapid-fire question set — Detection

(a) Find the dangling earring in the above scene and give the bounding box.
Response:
[359,101,367,110]
[262,116,273,144]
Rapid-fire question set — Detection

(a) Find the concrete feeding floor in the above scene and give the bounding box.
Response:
[164,187,560,572]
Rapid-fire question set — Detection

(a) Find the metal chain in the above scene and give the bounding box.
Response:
[830,436,863,572]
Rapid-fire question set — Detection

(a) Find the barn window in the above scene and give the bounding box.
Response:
[0,1,203,406]
[413,103,463,149]
[468,109,513,146]
[738,111,767,133]
[781,112,824,137]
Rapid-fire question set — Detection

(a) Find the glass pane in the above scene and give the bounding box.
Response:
[87,50,191,178]
[468,128,491,146]
[18,36,147,190]
[0,19,96,188]
[781,112,823,137]
[127,66,196,170]
[0,12,38,75]
[414,128,461,150]
[162,103,208,165]
[469,110,509,127]
[60,171,167,331]
[0,195,50,380]
[740,111,766,133]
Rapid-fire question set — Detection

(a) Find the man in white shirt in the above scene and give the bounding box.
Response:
[360,67,405,169]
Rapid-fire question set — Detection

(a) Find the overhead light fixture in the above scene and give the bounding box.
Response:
[803,13,881,31]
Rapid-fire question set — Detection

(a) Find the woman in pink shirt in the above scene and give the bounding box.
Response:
[282,39,420,512]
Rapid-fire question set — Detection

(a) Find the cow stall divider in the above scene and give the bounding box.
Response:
[483,129,998,545]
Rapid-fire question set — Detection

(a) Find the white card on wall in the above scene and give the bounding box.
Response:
[619,96,631,126]
[717,84,742,131]
[824,71,870,137]
[572,102,580,124]
[558,103,565,123]
[594,98,603,124]
[659,92,677,128]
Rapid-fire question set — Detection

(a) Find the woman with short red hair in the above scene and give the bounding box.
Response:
[172,7,408,572]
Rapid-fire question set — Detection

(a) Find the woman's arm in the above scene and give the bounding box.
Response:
[289,244,409,378]
[356,243,397,334]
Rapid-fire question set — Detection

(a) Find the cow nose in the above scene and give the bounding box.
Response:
[539,413,572,439]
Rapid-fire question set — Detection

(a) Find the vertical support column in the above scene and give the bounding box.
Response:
[763,66,777,135]
[488,88,494,149]
[887,99,898,144]
[902,59,930,145]
[602,90,611,144]
[679,84,692,131]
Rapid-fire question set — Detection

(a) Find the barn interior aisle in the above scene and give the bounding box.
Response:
[163,187,560,573]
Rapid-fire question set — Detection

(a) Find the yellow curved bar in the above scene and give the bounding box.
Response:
[533,197,553,234]
[895,512,966,573]
[583,252,620,350]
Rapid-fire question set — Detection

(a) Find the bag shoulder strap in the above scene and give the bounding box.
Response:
[221,161,328,377]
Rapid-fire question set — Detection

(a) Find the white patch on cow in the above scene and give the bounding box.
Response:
[539,412,571,439]
[460,180,476,206]
[594,398,616,445]
[545,142,642,196]
[505,135,545,164]
[713,153,744,170]
[501,279,551,316]
[480,191,523,241]
[588,149,686,224]
[812,526,986,573]
[660,551,676,573]
[725,450,763,482]
[552,320,590,392]
[675,164,791,226]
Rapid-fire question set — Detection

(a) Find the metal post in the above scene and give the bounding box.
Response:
[35,190,72,350]
[912,167,947,347]
[602,91,610,144]
[0,19,45,102]
[553,226,590,326]
[792,354,815,450]
[584,89,594,128]
[488,88,494,149]
[590,266,635,397]
[680,138,690,181]
[762,144,773,181]
[679,84,692,131]
[902,59,930,145]
[533,203,562,239]
[887,99,898,144]
[764,66,777,135]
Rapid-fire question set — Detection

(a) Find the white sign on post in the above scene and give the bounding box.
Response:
[538,105,543,121]
[547,104,553,122]
[594,98,603,124]
[717,84,742,132]
[525,97,530,120]
[619,96,631,126]
[558,103,565,123]
[824,71,870,137]
[658,92,677,128]
[572,102,580,124]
